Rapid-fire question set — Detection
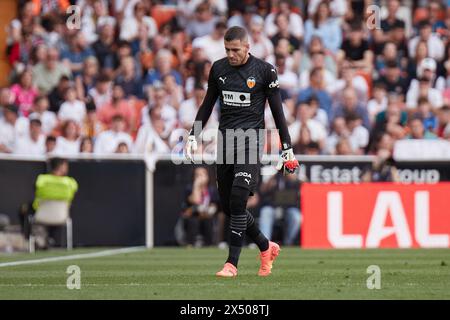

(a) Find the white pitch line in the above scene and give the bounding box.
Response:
[0,246,146,268]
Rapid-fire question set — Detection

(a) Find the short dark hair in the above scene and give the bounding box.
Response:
[46,135,56,143]
[224,26,248,42]
[48,157,68,172]
[30,118,42,126]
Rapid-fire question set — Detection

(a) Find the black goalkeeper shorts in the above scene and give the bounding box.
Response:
[215,129,264,196]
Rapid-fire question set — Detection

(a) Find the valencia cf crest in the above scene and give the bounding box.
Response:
[246,77,256,89]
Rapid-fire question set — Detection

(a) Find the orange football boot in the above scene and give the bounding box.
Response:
[258,241,280,276]
[216,262,238,278]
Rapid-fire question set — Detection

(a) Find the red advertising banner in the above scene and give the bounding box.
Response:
[301,183,450,248]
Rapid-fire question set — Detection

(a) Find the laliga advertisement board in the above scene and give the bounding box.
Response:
[301,183,450,248]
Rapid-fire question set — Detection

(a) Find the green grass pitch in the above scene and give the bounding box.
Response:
[0,247,449,299]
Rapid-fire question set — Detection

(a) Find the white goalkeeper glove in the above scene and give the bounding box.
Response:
[276,147,299,175]
[185,135,198,162]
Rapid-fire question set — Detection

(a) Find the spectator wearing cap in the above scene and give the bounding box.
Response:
[94,115,133,154]
[408,57,446,93]
[304,1,342,54]
[29,96,57,136]
[0,104,29,153]
[248,16,274,61]
[32,47,71,94]
[192,20,227,63]
[119,1,157,42]
[406,75,444,110]
[264,0,304,40]
[408,21,445,62]
[13,118,45,155]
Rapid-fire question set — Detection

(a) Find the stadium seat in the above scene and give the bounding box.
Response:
[29,200,72,252]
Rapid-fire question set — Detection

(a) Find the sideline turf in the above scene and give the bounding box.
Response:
[0,247,449,299]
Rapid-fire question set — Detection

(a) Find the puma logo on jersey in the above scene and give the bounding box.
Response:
[219,76,226,84]
[231,230,242,237]
[244,178,250,185]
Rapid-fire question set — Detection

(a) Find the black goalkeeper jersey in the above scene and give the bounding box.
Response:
[209,54,279,130]
[190,53,291,149]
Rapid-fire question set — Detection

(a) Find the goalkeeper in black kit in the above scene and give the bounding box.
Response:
[185,26,299,277]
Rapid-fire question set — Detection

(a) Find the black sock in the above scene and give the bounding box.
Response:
[226,245,242,267]
[246,210,269,252]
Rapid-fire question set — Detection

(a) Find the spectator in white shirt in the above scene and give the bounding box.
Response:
[119,1,157,42]
[192,20,227,63]
[58,87,87,126]
[346,112,369,154]
[88,73,112,110]
[299,51,336,90]
[134,107,170,154]
[0,104,29,153]
[29,96,57,135]
[141,87,177,139]
[248,16,274,61]
[408,21,445,62]
[289,102,327,149]
[264,0,304,40]
[406,76,444,109]
[53,120,81,156]
[45,135,57,155]
[94,115,134,154]
[13,118,46,155]
[325,116,349,155]
[367,82,388,124]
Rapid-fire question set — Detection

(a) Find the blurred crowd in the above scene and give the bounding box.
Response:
[1,0,450,158]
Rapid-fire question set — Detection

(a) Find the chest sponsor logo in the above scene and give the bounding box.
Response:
[246,76,256,89]
[222,90,251,107]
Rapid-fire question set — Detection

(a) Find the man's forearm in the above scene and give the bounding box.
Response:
[268,91,292,149]
[188,89,218,139]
